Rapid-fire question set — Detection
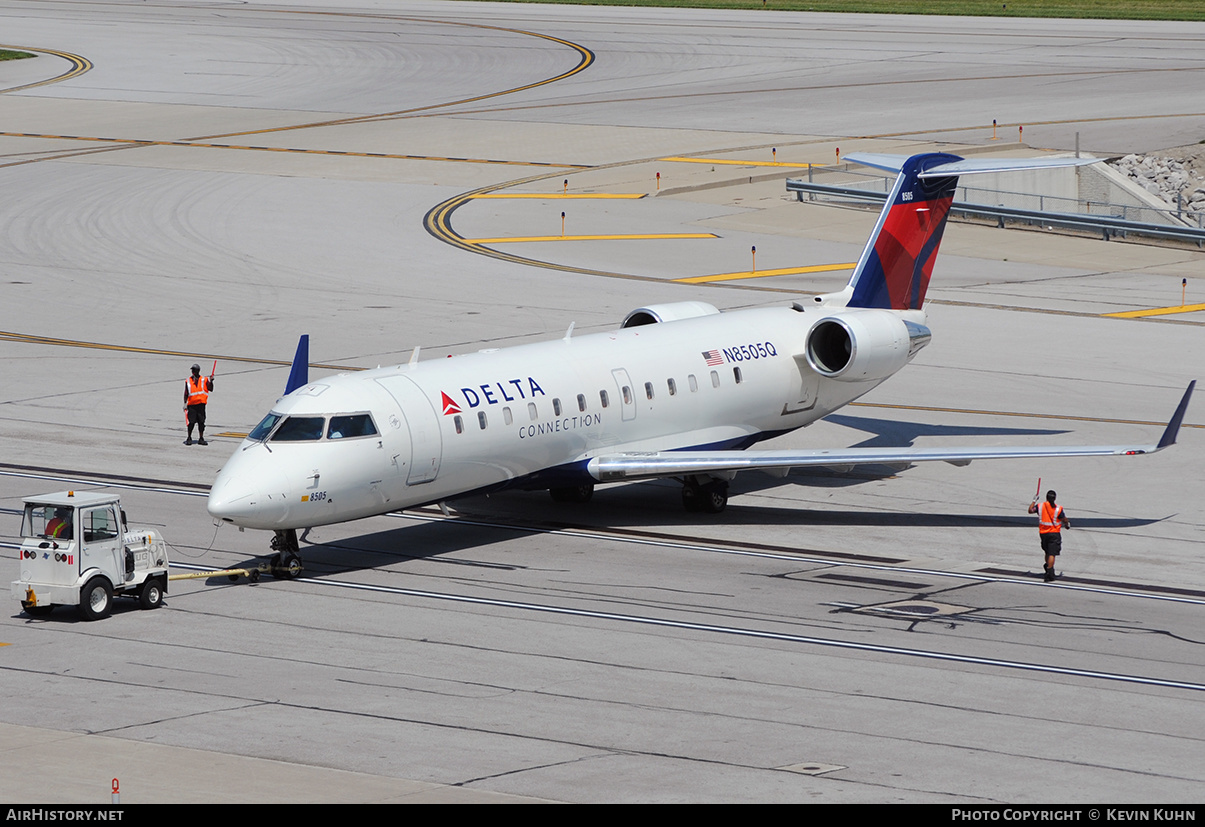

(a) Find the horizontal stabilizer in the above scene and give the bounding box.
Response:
[918,156,1101,178]
[843,152,1099,178]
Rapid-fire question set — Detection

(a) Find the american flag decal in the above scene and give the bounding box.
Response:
[702,349,724,366]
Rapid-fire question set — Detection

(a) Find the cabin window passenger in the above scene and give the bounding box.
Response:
[478,411,487,430]
[271,416,325,441]
[503,407,513,426]
[553,398,563,416]
[733,367,743,384]
[668,378,676,396]
[688,375,698,393]
[710,371,720,388]
[600,390,609,408]
[327,414,378,439]
[454,415,463,434]
[528,402,538,421]
[577,394,586,412]
[644,382,654,400]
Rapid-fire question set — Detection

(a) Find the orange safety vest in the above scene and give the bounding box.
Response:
[186,375,210,406]
[1038,501,1065,534]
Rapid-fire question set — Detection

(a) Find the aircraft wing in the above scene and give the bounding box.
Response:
[588,382,1195,483]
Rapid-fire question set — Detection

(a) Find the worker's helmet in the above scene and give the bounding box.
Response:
[191,363,201,373]
[1046,490,1057,503]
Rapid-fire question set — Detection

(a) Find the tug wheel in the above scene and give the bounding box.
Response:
[79,577,113,621]
[139,579,165,610]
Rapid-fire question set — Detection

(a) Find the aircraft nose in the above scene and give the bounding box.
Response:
[207,469,263,525]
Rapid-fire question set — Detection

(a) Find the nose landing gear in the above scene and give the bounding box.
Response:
[270,529,304,579]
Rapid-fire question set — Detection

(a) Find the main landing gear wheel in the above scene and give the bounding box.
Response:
[682,478,729,514]
[270,529,304,580]
[549,484,594,503]
[79,577,113,621]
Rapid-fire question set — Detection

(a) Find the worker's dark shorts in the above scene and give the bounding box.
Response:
[1040,533,1062,556]
[187,404,207,428]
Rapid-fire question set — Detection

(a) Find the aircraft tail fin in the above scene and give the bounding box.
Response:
[284,334,309,395]
[839,152,1101,311]
[843,152,963,310]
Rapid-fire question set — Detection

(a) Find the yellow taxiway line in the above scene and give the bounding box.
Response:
[189,16,596,141]
[470,193,647,199]
[675,262,857,284]
[464,233,718,244]
[659,156,813,168]
[0,330,360,371]
[1102,303,1205,319]
[0,132,585,168]
[0,46,91,94]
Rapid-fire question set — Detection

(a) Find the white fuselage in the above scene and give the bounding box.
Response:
[207,303,928,530]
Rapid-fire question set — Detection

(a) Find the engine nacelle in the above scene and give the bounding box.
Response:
[622,301,720,328]
[805,310,931,382]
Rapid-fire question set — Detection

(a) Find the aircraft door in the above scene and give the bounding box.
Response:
[376,375,442,485]
[611,368,637,422]
[379,410,411,495]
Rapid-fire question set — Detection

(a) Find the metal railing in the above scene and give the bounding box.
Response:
[786,172,1205,246]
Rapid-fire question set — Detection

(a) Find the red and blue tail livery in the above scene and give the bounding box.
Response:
[846,152,961,311]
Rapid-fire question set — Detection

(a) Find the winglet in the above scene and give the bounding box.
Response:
[284,334,310,395]
[1156,380,1195,450]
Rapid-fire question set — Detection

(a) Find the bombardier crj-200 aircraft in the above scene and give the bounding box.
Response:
[208,152,1196,577]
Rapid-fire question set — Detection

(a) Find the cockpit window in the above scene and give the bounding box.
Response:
[327,414,378,439]
[270,416,326,442]
[248,412,282,441]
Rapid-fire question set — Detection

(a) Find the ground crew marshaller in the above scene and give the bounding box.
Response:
[184,363,214,446]
[1028,489,1069,582]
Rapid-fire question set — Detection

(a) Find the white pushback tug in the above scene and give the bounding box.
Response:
[13,491,169,620]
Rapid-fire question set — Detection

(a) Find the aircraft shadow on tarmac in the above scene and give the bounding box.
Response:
[284,520,548,576]
[220,500,1164,582]
[205,500,1166,582]
[454,486,1165,531]
[821,413,1072,448]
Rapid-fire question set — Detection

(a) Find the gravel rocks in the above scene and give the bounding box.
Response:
[1109,144,1205,215]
